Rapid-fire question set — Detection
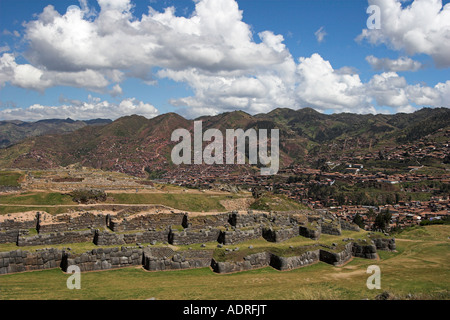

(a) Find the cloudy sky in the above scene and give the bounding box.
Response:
[0,0,449,120]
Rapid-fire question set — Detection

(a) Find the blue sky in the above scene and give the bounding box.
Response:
[0,0,449,120]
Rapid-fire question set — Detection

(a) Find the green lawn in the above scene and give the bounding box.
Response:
[0,225,448,300]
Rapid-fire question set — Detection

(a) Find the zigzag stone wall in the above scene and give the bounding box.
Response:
[0,235,396,275]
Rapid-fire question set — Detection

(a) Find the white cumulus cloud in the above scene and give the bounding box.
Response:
[0,0,448,119]
[366,55,423,72]
[358,0,450,68]
[0,97,159,121]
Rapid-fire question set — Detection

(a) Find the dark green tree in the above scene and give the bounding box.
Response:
[353,213,365,229]
[373,209,392,231]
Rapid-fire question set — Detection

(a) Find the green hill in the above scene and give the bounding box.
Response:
[0,107,448,176]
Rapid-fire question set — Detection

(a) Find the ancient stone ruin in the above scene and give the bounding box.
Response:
[0,209,396,275]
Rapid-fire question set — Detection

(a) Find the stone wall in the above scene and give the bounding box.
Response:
[319,243,353,266]
[0,213,38,231]
[143,248,213,271]
[168,228,220,245]
[352,242,378,259]
[108,212,185,232]
[340,220,360,232]
[217,227,262,245]
[93,229,169,246]
[320,221,342,236]
[62,247,143,272]
[371,238,396,251]
[270,248,320,271]
[211,247,321,274]
[0,248,64,275]
[184,214,230,229]
[0,229,29,244]
[262,226,299,243]
[38,212,108,233]
[17,230,95,247]
[211,251,271,274]
[299,224,321,240]
[228,212,295,228]
[0,238,396,275]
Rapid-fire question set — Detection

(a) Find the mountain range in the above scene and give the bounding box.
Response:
[0,118,112,148]
[0,107,448,177]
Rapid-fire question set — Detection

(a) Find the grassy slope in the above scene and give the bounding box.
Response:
[0,225,448,300]
[0,192,74,206]
[249,193,308,211]
[0,171,23,187]
[0,191,240,213]
[105,193,230,212]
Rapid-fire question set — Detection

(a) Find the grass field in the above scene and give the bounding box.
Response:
[0,191,246,213]
[0,171,23,187]
[0,225,448,300]
[0,192,74,206]
[249,193,308,211]
[105,193,232,212]
[0,188,308,214]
